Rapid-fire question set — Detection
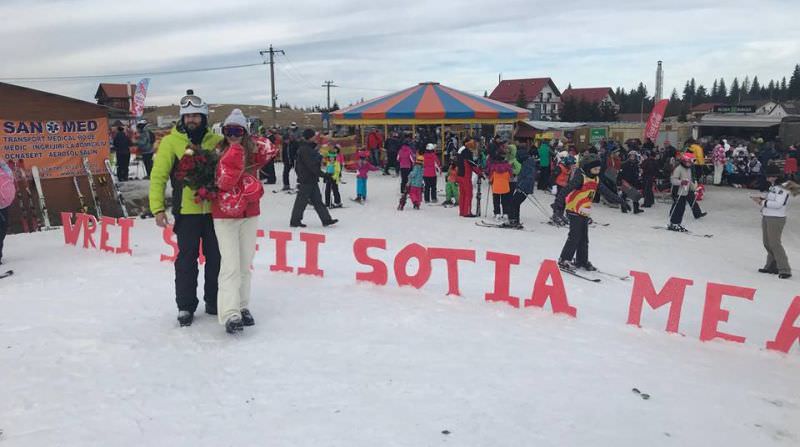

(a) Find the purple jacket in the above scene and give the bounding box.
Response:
[397,145,415,169]
[356,160,378,179]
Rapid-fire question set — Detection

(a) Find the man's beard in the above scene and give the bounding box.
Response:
[182,117,207,145]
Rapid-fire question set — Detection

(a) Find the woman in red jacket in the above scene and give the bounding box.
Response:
[214,109,278,334]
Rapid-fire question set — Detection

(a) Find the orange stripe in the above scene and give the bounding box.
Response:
[415,85,446,119]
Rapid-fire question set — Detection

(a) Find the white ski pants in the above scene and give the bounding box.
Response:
[213,216,259,324]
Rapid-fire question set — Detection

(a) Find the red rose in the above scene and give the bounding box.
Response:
[178,155,196,171]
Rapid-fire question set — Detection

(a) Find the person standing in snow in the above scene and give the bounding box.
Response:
[640,150,659,208]
[406,154,425,210]
[668,152,707,232]
[752,163,799,279]
[397,138,415,194]
[422,143,441,203]
[456,137,483,217]
[281,122,301,191]
[619,151,645,214]
[290,129,338,228]
[506,145,537,228]
[150,90,224,326]
[113,126,132,181]
[488,152,512,221]
[353,151,379,203]
[556,153,630,271]
[443,159,459,207]
[323,148,342,208]
[712,140,728,186]
[383,132,401,176]
[213,109,279,333]
[135,120,155,178]
[537,139,552,191]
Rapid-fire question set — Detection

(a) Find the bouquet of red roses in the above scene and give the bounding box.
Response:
[174,146,220,203]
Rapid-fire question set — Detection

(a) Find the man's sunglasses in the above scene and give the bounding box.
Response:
[223,126,246,137]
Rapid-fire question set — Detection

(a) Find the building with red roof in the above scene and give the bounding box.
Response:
[561,87,618,111]
[488,77,561,120]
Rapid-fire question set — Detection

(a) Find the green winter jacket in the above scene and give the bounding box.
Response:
[507,144,521,176]
[149,126,224,215]
[539,142,551,167]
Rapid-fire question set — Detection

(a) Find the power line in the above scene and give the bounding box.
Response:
[0,62,266,82]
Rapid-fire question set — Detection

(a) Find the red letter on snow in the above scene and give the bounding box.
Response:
[428,247,476,296]
[269,230,293,273]
[700,282,756,343]
[353,238,388,285]
[61,212,81,246]
[160,225,179,262]
[626,271,693,333]
[766,296,800,354]
[82,213,98,249]
[99,216,117,254]
[484,251,520,308]
[393,243,432,289]
[298,232,325,277]
[525,259,576,317]
[115,217,134,255]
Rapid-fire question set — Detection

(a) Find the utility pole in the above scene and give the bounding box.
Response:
[321,80,338,111]
[259,44,284,126]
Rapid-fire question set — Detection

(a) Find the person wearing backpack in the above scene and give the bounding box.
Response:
[0,159,16,265]
[213,109,279,333]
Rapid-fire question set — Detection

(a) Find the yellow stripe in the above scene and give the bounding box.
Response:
[330,118,521,125]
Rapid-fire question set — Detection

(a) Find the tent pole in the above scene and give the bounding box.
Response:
[440,123,445,165]
[360,126,364,148]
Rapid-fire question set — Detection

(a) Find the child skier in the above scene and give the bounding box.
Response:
[549,154,576,226]
[668,152,707,232]
[506,145,537,228]
[752,163,799,279]
[354,151,378,203]
[444,160,459,207]
[556,154,630,271]
[488,152,512,222]
[397,138,415,194]
[324,150,342,208]
[407,154,425,209]
[422,143,441,203]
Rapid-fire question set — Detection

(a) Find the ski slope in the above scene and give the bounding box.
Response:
[1,166,798,446]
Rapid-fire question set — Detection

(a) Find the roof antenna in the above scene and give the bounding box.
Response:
[498,73,502,83]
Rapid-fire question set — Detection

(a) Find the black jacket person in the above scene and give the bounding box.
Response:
[289,129,338,227]
[556,153,629,271]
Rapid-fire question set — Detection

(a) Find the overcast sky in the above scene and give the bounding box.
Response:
[2,0,799,109]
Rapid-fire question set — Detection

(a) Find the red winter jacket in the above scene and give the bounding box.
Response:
[212,137,278,219]
[423,152,440,177]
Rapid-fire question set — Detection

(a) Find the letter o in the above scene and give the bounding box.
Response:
[393,243,431,289]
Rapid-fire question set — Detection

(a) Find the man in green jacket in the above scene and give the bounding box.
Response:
[150,90,224,327]
[537,140,552,191]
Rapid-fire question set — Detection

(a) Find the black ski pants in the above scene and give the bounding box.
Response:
[669,188,703,225]
[291,183,333,225]
[508,190,526,223]
[643,175,655,207]
[324,179,341,206]
[282,160,294,188]
[0,207,8,263]
[117,151,130,181]
[260,161,277,184]
[400,168,411,193]
[423,176,437,202]
[560,213,590,265]
[173,214,220,313]
[141,153,154,177]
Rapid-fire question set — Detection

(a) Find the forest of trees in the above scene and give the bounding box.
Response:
[561,63,800,122]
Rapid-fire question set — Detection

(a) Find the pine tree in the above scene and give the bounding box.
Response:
[690,78,697,100]
[483,90,488,98]
[767,79,776,99]
[729,77,740,104]
[567,83,573,90]
[718,78,728,100]
[741,76,750,99]
[666,88,682,116]
[682,80,693,102]
[750,76,761,99]
[789,64,800,99]
[780,77,788,100]
[515,85,528,108]
[560,97,578,122]
[331,100,340,111]
[711,80,718,101]
[696,85,708,102]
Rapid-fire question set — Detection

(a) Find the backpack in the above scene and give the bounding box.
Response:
[0,161,16,209]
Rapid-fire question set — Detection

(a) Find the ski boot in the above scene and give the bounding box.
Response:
[178,311,194,327]
[633,202,644,214]
[779,273,792,279]
[667,223,688,232]
[577,261,597,272]
[225,316,244,334]
[241,309,255,327]
[558,259,575,270]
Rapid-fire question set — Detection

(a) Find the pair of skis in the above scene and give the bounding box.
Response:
[8,160,51,231]
[558,266,631,283]
[75,158,128,219]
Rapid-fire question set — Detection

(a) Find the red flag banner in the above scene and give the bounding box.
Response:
[644,99,669,142]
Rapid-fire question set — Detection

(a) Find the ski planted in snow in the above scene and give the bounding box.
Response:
[16,160,40,231]
[72,176,89,214]
[104,159,129,218]
[30,166,52,230]
[558,266,602,283]
[651,226,713,238]
[475,220,534,232]
[82,157,102,217]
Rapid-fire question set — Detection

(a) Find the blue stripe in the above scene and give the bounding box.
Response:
[445,86,523,118]
[433,85,474,119]
[385,85,427,119]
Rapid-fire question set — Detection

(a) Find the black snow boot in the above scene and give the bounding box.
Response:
[633,202,644,214]
[178,311,194,327]
[225,316,244,334]
[241,309,255,327]
[577,261,597,272]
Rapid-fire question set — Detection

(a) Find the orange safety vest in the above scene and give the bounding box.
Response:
[491,171,511,194]
[565,174,598,215]
[556,164,571,187]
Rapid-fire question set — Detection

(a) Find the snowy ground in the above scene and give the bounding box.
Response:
[1,165,799,446]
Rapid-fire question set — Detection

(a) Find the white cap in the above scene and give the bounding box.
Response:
[426,143,436,151]
[223,109,247,128]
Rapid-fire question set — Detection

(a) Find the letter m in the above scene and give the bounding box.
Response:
[627,271,693,333]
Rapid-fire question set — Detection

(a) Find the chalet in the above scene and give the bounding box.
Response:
[489,78,561,120]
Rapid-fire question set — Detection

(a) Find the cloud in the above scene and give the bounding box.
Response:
[1,0,798,107]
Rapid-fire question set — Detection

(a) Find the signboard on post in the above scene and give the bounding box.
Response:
[589,128,606,144]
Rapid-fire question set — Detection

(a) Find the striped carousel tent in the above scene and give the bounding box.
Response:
[331,82,530,125]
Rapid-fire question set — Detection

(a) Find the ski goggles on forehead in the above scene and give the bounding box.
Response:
[223,126,245,137]
[180,94,206,108]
